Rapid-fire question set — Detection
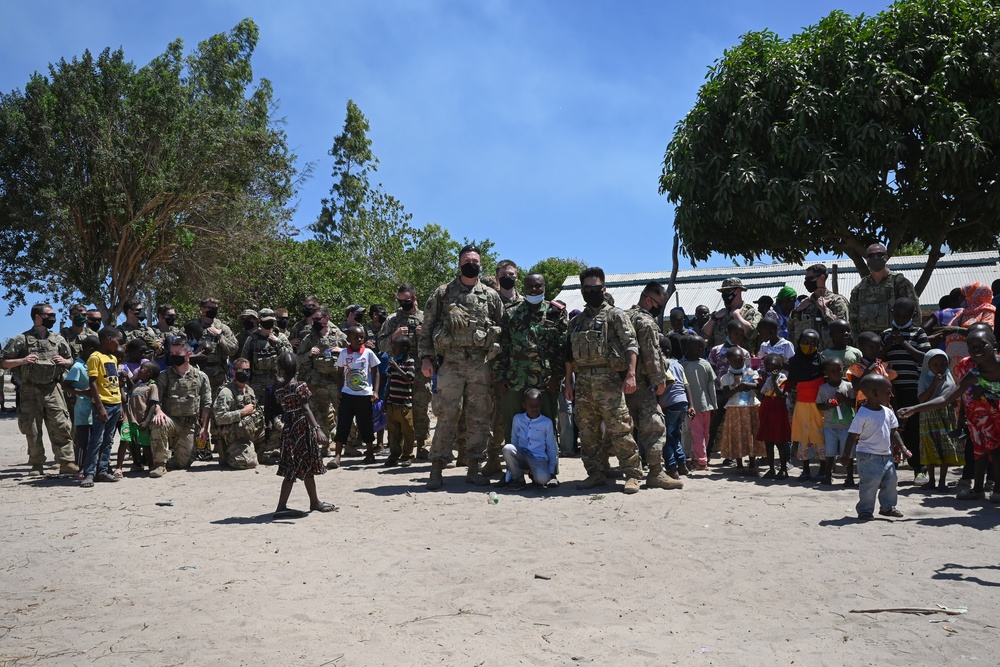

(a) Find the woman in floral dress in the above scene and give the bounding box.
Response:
[899,329,1000,502]
[273,352,336,519]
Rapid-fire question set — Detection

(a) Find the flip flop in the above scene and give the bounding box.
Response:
[273,508,309,519]
[310,502,338,513]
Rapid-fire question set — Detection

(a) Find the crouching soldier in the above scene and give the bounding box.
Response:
[149,336,212,477]
[212,357,262,469]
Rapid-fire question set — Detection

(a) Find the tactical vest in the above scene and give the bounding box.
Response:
[161,368,204,417]
[15,331,66,385]
[303,331,346,377]
[221,385,263,441]
[570,307,628,372]
[247,332,281,374]
[432,284,500,353]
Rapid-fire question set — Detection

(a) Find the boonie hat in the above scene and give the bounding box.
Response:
[717,277,746,292]
[239,309,259,319]
[258,308,277,321]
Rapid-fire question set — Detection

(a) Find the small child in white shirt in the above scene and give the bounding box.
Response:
[500,389,558,491]
[842,374,905,520]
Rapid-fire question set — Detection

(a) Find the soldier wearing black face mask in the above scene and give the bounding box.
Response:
[212,357,262,469]
[119,298,161,355]
[788,263,850,351]
[849,243,919,339]
[289,297,320,350]
[2,302,78,475]
[702,277,762,350]
[60,303,99,364]
[495,259,523,310]
[154,303,181,356]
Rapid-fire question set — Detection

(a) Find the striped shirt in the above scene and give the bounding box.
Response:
[880,324,931,389]
[386,355,415,406]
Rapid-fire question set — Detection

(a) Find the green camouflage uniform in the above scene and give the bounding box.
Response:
[493,298,567,440]
[152,365,212,469]
[377,308,431,450]
[567,303,642,480]
[849,271,919,338]
[3,329,75,466]
[298,326,349,441]
[420,277,504,465]
[708,302,762,349]
[788,290,851,350]
[624,305,676,469]
[212,381,263,469]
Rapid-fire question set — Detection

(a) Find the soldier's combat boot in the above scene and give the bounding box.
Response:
[28,464,44,476]
[480,456,503,478]
[58,462,80,475]
[576,473,607,490]
[623,477,641,494]
[646,465,683,490]
[466,462,491,486]
[415,444,429,461]
[426,461,445,490]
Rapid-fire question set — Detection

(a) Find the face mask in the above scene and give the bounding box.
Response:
[460,262,481,278]
[234,369,251,383]
[582,287,604,308]
[168,354,186,366]
[729,365,745,375]
[87,320,101,332]
[135,310,147,322]
[243,320,256,331]
[398,299,414,312]
[302,305,316,317]
[276,318,289,328]
[894,319,912,330]
[799,344,817,355]
[804,278,819,293]
[647,301,663,318]
[722,291,737,306]
[312,321,323,332]
[41,316,56,330]
[204,307,218,319]
[524,293,544,305]
[72,315,87,327]
[260,322,273,331]
[498,276,516,290]
[164,315,177,326]
[866,256,887,272]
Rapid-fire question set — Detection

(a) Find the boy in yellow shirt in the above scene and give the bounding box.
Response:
[82,328,123,488]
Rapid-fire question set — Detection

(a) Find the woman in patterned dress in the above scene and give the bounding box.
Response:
[273,352,336,519]
[899,329,1000,502]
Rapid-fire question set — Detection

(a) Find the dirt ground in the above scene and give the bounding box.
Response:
[1,391,998,666]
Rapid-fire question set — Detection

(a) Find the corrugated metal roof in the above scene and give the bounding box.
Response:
[554,251,1000,314]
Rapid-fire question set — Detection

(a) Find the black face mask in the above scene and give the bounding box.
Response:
[582,287,604,308]
[460,262,481,279]
[302,306,316,317]
[866,256,887,272]
[204,307,218,319]
[164,315,177,326]
[498,276,516,290]
[398,299,414,312]
[87,320,101,332]
[168,354,186,366]
[804,278,819,293]
[260,322,273,331]
[243,320,256,331]
[722,291,737,306]
[234,369,251,383]
[276,318,289,329]
[135,310,147,322]
[312,322,323,333]
[72,315,87,327]
[647,302,663,318]
[41,316,56,330]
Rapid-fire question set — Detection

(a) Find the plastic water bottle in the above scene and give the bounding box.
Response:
[432,372,438,394]
[324,348,332,359]
[488,492,499,504]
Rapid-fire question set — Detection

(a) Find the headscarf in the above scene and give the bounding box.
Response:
[918,348,956,398]
[950,282,996,328]
[776,286,797,302]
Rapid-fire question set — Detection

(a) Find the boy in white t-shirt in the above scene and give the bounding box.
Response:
[335,327,381,464]
[842,374,905,520]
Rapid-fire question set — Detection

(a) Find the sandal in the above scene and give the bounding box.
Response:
[273,508,309,519]
[310,502,338,513]
[113,469,124,480]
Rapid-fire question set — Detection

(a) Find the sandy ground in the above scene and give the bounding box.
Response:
[1,393,999,667]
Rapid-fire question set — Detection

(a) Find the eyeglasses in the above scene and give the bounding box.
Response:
[86,318,102,324]
[866,252,887,260]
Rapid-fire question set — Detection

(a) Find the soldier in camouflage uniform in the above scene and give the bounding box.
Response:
[420,245,504,489]
[59,304,99,419]
[565,268,643,494]
[298,307,348,461]
[188,297,239,396]
[493,273,566,441]
[242,308,292,458]
[377,284,431,459]
[149,336,213,476]
[703,277,762,350]
[289,296,320,351]
[154,304,182,357]
[212,357,262,469]
[118,299,162,355]
[788,263,851,350]
[624,282,683,490]
[849,243,919,339]
[2,303,79,475]
[235,309,259,364]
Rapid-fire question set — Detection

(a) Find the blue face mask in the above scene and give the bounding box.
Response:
[524,293,544,305]
[729,365,745,375]
[894,320,912,329]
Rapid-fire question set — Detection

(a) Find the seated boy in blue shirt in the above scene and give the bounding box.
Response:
[499,388,559,491]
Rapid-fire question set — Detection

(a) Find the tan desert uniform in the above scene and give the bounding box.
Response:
[3,330,75,467]
[567,303,643,482]
[420,277,504,466]
[377,308,431,453]
[213,381,262,469]
[298,326,349,440]
[152,365,212,470]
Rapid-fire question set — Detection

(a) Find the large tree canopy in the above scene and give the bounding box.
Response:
[0,19,296,319]
[659,0,1000,294]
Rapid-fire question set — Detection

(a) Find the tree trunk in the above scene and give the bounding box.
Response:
[664,231,680,302]
[913,238,945,297]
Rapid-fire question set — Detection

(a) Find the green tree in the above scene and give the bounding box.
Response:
[659,0,1000,295]
[527,257,588,301]
[0,19,296,320]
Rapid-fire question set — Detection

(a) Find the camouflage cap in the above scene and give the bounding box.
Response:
[258,308,277,321]
[717,277,746,292]
[239,309,259,319]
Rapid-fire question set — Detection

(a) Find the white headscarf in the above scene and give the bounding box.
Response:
[918,348,955,398]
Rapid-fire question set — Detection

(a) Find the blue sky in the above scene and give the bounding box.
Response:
[0,0,890,339]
